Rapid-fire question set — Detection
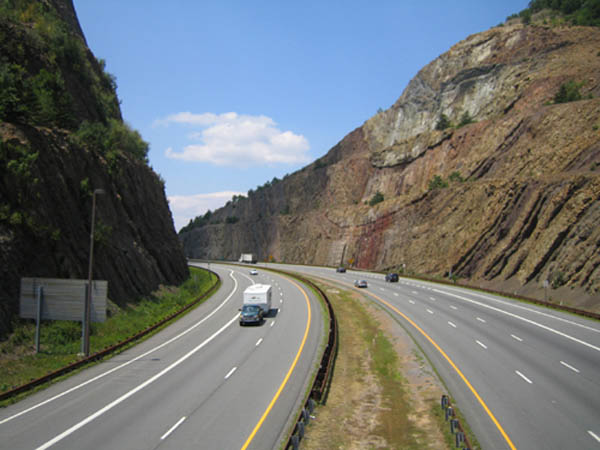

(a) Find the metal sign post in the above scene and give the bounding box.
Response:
[35,286,43,353]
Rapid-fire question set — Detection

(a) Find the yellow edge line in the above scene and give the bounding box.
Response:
[240,277,312,450]
[331,276,516,450]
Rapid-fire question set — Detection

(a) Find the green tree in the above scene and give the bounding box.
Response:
[435,113,452,130]
[520,8,532,24]
[369,191,384,206]
[449,171,464,183]
[458,111,474,128]
[428,175,448,190]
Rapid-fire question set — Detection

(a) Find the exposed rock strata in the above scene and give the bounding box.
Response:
[181,24,600,310]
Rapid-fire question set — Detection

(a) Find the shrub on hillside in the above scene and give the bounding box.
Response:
[458,111,474,128]
[435,113,452,130]
[554,80,584,103]
[369,191,384,206]
[428,175,448,190]
[71,119,149,162]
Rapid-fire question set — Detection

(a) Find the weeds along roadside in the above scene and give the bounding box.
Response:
[0,267,217,405]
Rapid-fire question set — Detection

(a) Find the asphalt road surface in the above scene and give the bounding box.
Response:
[0,263,324,450]
[267,263,600,450]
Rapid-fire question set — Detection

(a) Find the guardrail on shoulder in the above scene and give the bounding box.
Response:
[0,268,220,403]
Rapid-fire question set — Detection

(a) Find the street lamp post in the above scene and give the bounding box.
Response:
[83,188,105,356]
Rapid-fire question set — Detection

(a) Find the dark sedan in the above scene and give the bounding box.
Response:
[385,273,399,282]
[239,304,264,326]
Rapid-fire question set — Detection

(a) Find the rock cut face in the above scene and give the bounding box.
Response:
[181,24,600,310]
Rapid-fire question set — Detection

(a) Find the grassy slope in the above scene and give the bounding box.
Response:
[0,267,215,396]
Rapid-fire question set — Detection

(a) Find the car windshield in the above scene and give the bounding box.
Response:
[242,305,260,314]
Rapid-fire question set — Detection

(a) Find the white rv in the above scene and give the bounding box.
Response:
[243,284,272,315]
[239,253,256,263]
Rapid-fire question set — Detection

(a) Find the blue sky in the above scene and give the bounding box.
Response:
[73,1,528,231]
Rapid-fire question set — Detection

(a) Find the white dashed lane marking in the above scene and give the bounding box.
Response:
[560,361,580,373]
[515,370,533,384]
[225,367,237,379]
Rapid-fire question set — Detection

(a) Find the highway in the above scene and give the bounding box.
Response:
[0,264,324,450]
[266,263,600,450]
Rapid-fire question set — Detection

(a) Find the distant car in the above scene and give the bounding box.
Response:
[249,269,258,275]
[385,273,399,282]
[239,304,264,326]
[354,280,368,288]
[336,267,346,273]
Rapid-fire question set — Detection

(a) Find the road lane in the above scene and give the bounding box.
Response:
[0,264,324,450]
[270,263,600,450]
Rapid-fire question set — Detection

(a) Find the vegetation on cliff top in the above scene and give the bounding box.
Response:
[0,0,148,161]
[511,0,600,26]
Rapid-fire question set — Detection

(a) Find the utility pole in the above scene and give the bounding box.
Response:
[83,188,105,356]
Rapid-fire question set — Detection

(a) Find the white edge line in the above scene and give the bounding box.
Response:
[35,314,240,450]
[1,270,240,426]
[589,431,600,443]
[161,416,186,440]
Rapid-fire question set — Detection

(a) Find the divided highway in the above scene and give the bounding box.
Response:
[268,263,600,450]
[0,263,324,450]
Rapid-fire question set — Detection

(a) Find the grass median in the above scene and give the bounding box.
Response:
[0,267,216,400]
[301,280,450,450]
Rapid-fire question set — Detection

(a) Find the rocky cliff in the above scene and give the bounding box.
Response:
[181,23,600,311]
[0,0,189,337]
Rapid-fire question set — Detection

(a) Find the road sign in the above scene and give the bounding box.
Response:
[20,277,107,322]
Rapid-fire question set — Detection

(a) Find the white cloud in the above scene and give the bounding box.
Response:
[168,191,244,232]
[158,112,310,167]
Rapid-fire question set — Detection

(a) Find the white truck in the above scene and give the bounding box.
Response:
[239,253,256,264]
[243,284,272,315]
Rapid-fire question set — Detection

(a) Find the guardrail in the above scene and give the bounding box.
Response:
[0,268,220,403]
[441,394,472,450]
